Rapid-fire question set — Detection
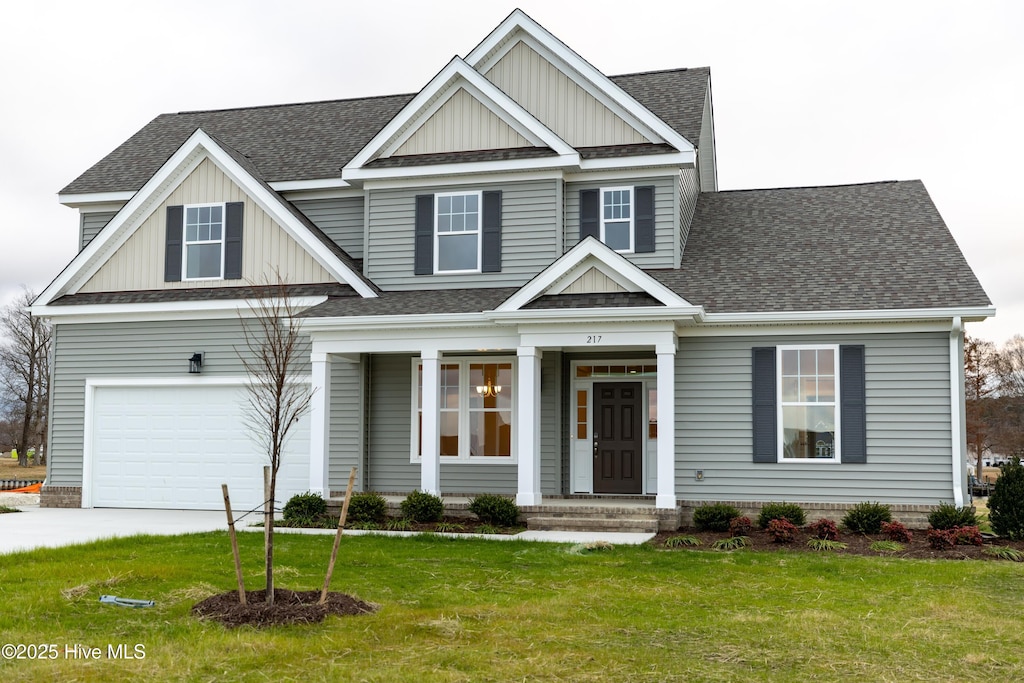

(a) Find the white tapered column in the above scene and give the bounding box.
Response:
[516,346,543,506]
[420,350,441,495]
[656,343,677,509]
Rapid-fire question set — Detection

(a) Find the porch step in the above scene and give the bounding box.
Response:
[527,515,659,533]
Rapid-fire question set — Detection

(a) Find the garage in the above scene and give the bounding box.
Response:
[89,383,310,511]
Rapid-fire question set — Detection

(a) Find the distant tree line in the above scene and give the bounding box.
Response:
[966,334,1024,478]
[0,290,51,467]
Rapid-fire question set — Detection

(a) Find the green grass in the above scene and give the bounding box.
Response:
[2,532,1024,682]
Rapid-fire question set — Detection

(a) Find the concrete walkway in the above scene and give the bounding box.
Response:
[0,502,655,554]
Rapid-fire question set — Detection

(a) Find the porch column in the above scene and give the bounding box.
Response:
[309,352,331,497]
[420,349,441,496]
[516,346,543,506]
[656,342,677,509]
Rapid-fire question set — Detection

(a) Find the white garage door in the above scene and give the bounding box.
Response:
[91,384,310,511]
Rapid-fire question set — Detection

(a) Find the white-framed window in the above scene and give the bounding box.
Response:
[413,357,514,461]
[435,191,482,273]
[778,345,840,462]
[183,203,225,280]
[601,187,633,253]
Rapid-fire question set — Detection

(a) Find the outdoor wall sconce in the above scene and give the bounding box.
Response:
[188,352,204,374]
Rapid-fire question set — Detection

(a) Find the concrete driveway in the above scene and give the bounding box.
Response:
[0,504,228,554]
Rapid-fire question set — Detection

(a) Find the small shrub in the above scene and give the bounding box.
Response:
[349,521,380,531]
[434,521,465,533]
[568,541,614,554]
[842,501,892,534]
[757,502,805,529]
[386,518,413,531]
[926,528,957,550]
[346,491,388,524]
[984,546,1024,562]
[881,521,912,543]
[400,490,444,523]
[869,540,904,553]
[664,535,702,548]
[807,538,847,551]
[807,518,839,541]
[476,523,499,535]
[712,536,749,550]
[468,494,520,527]
[928,502,977,530]
[989,457,1024,540]
[692,503,741,532]
[729,516,753,537]
[282,491,328,526]
[953,525,984,546]
[766,518,797,543]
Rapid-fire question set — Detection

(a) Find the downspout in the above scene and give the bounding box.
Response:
[949,316,965,507]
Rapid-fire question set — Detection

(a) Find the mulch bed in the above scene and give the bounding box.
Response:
[655,528,1024,561]
[192,589,377,628]
[277,516,521,534]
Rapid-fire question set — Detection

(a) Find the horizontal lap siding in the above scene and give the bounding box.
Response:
[80,211,117,250]
[541,351,560,494]
[49,319,310,487]
[329,357,363,492]
[675,332,953,505]
[292,197,365,260]
[564,176,676,268]
[678,168,698,261]
[365,180,559,289]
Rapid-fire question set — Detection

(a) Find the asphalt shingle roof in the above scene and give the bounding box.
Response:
[50,283,358,306]
[298,288,519,318]
[652,181,992,313]
[60,69,710,195]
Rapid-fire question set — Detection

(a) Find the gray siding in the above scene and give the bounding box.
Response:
[365,179,559,290]
[698,82,718,192]
[49,319,310,487]
[80,211,116,250]
[329,356,363,492]
[675,332,954,505]
[677,168,699,262]
[564,176,677,268]
[365,353,558,495]
[292,196,365,260]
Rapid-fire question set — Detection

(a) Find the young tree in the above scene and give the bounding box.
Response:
[964,334,1000,478]
[237,280,313,606]
[0,290,52,467]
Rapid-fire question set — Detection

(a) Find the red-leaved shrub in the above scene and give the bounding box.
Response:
[767,518,797,543]
[729,516,753,537]
[881,521,912,543]
[808,518,839,541]
[926,528,957,550]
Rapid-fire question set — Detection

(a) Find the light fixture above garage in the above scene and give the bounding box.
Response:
[189,352,203,374]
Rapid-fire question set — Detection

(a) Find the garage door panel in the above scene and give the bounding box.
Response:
[91,385,310,510]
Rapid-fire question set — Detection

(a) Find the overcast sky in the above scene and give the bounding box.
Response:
[1,0,1020,343]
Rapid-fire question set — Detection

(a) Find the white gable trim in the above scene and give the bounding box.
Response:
[466,10,695,154]
[495,236,694,312]
[36,129,377,306]
[59,190,136,208]
[344,57,576,178]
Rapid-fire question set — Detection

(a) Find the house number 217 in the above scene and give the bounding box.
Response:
[586,335,603,344]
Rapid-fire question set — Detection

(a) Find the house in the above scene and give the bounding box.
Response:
[32,10,992,526]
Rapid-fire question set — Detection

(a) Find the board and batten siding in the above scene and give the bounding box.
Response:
[292,196,365,261]
[79,158,335,292]
[365,179,559,290]
[48,319,311,488]
[675,332,954,505]
[80,211,117,251]
[678,167,699,261]
[391,88,532,156]
[484,41,649,148]
[564,176,677,268]
[365,353,559,495]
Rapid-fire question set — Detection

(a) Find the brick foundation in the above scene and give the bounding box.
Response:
[40,486,82,508]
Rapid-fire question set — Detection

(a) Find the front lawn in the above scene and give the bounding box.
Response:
[1,532,1023,682]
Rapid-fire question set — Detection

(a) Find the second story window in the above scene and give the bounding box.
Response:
[184,204,224,279]
[601,187,633,252]
[435,191,481,272]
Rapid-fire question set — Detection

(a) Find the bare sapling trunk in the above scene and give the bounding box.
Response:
[320,467,357,605]
[264,466,275,606]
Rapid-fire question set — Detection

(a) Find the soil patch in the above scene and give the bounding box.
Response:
[192,589,377,628]
[0,457,46,481]
[655,528,1024,561]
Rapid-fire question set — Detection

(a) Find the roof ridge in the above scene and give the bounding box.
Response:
[712,180,915,194]
[610,66,710,78]
[171,91,415,116]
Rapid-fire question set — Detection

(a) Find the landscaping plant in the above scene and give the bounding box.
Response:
[766,518,797,543]
[757,502,805,529]
[399,490,444,523]
[841,501,892,534]
[989,457,1024,540]
[807,518,840,541]
[927,502,977,530]
[346,491,388,524]
[881,521,912,543]
[283,491,328,527]
[468,493,520,527]
[692,503,741,532]
[729,516,753,537]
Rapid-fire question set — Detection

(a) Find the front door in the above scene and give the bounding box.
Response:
[593,382,643,494]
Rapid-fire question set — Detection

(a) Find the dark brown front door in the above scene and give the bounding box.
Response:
[593,382,643,494]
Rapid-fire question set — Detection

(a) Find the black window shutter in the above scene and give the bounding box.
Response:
[580,189,599,241]
[634,186,655,253]
[752,347,777,463]
[224,202,244,280]
[481,191,502,273]
[164,205,183,282]
[414,195,434,275]
[840,345,867,463]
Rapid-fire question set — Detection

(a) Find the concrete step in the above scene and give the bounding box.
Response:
[527,515,659,533]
